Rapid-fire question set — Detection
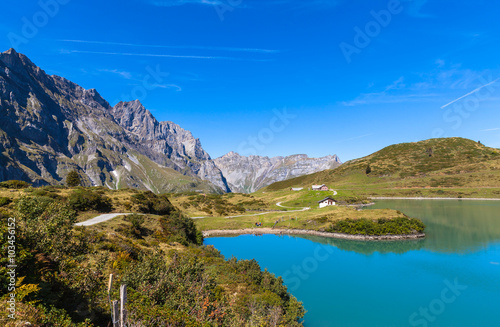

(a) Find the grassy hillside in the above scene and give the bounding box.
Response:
[263,138,500,198]
[0,187,305,326]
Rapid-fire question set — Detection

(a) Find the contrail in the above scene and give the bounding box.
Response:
[65,50,271,62]
[58,39,279,54]
[441,78,499,109]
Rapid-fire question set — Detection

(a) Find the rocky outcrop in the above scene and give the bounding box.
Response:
[111,100,230,191]
[213,152,341,193]
[0,48,226,193]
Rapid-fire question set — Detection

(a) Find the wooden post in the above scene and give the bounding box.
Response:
[112,300,119,327]
[108,274,114,326]
[120,284,127,327]
[108,274,114,294]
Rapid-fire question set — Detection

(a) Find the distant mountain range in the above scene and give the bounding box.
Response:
[0,48,341,193]
[213,152,341,193]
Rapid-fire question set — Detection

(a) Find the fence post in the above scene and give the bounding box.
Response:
[112,300,119,327]
[108,274,127,327]
[120,284,127,327]
[108,274,114,325]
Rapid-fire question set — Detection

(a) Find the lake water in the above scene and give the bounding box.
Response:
[204,200,500,327]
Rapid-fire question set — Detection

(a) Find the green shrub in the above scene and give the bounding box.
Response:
[0,197,11,207]
[366,164,372,175]
[159,211,203,245]
[123,214,146,238]
[31,189,62,200]
[68,189,113,212]
[17,198,77,258]
[131,191,175,215]
[334,196,370,205]
[123,252,228,325]
[327,217,425,235]
[0,180,31,189]
[16,196,55,221]
[66,170,81,187]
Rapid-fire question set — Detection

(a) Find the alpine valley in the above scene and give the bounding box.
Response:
[0,49,341,193]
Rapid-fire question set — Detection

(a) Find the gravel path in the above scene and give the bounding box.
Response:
[75,213,132,226]
[193,202,311,219]
[226,205,310,218]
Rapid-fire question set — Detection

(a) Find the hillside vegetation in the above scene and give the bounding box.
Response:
[169,192,271,217]
[0,187,305,326]
[264,138,500,198]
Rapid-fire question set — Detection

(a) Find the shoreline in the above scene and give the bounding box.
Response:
[369,197,500,201]
[203,228,425,241]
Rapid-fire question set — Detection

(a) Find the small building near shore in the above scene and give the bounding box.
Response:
[318,197,337,208]
[312,184,329,191]
[290,187,304,191]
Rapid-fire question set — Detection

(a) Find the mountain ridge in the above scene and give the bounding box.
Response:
[213,151,341,193]
[0,48,341,193]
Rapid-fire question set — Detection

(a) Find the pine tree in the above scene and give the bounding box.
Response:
[366,164,372,175]
[66,170,81,187]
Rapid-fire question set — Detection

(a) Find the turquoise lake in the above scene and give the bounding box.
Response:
[204,200,500,327]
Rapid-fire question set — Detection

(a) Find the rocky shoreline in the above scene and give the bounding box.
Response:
[203,228,426,241]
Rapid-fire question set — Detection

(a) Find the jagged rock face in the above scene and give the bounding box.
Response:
[0,48,226,193]
[213,152,342,193]
[111,100,230,192]
[112,100,209,161]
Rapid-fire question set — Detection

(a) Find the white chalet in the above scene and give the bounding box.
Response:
[318,197,337,208]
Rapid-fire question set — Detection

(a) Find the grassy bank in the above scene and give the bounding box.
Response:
[195,204,425,237]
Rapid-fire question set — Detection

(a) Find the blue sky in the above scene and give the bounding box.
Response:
[1,0,500,161]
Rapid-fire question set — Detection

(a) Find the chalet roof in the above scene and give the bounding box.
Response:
[318,197,336,203]
[312,184,327,188]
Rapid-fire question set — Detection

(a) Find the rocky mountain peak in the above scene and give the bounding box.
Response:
[0,48,36,73]
[221,151,241,158]
[112,100,151,133]
[1,48,21,64]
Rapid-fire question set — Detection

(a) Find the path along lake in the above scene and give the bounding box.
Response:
[204,200,500,327]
